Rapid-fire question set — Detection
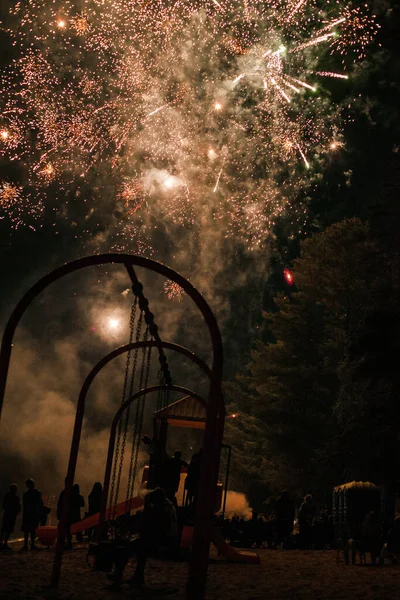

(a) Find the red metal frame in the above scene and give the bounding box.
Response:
[51,339,214,585]
[0,255,224,600]
[98,383,208,541]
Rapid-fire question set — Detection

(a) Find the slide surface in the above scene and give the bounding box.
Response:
[211,527,261,565]
[210,526,261,564]
[181,525,261,564]
[71,496,144,533]
[36,496,144,541]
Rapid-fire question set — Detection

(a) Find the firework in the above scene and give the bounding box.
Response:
[163,280,185,302]
[0,0,377,246]
[0,181,43,229]
[0,183,22,209]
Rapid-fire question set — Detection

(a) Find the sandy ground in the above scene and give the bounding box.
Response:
[1,542,400,600]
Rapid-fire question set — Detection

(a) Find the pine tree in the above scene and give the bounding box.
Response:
[240,218,388,496]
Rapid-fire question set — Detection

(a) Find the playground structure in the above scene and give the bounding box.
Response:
[0,254,259,599]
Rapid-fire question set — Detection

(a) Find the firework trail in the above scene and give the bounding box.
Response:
[0,0,377,252]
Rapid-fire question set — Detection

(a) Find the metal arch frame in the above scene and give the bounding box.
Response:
[0,254,222,412]
[0,255,224,600]
[50,343,216,586]
[98,383,208,542]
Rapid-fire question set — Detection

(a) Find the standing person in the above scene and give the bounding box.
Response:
[164,450,188,503]
[57,482,84,548]
[275,490,295,547]
[72,484,85,542]
[297,494,315,549]
[88,482,102,515]
[87,482,102,540]
[185,450,202,508]
[21,479,42,551]
[362,511,381,565]
[0,484,21,550]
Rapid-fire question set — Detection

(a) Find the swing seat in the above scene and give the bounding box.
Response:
[88,540,132,572]
[88,541,117,572]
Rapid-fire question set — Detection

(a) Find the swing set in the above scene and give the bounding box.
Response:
[0,254,259,600]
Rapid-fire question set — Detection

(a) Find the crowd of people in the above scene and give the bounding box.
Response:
[0,444,201,554]
[0,479,45,551]
[0,478,105,551]
[217,493,400,566]
[3,469,400,579]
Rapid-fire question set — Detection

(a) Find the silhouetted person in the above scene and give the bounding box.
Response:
[72,484,85,542]
[0,484,21,550]
[88,482,102,515]
[298,494,315,549]
[185,450,202,507]
[39,503,51,526]
[362,511,381,565]
[247,511,263,548]
[57,482,84,548]
[141,434,157,487]
[110,487,177,590]
[21,479,42,551]
[387,516,400,555]
[275,491,295,547]
[164,450,188,502]
[87,482,102,540]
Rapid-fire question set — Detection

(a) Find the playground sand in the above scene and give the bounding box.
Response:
[1,543,400,599]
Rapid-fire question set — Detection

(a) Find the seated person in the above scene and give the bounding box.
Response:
[110,487,177,590]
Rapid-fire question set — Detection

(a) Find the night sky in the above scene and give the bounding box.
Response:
[0,0,399,497]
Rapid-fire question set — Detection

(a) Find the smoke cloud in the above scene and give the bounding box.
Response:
[222,490,252,519]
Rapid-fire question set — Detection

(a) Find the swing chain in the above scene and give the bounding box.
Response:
[126,323,149,505]
[113,310,144,514]
[109,301,138,515]
[127,265,172,388]
[131,329,153,488]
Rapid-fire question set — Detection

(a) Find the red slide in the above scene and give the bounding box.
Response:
[181,525,260,564]
[36,496,144,545]
[210,526,261,564]
[71,495,143,533]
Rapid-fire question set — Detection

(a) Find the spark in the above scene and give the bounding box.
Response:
[147,104,169,117]
[315,71,349,79]
[270,78,291,103]
[291,32,336,53]
[286,76,316,92]
[232,74,244,86]
[289,0,307,16]
[0,0,377,244]
[327,17,346,29]
[213,168,223,193]
[281,79,301,93]
[296,143,310,169]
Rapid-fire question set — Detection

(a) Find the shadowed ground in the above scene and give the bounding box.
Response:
[1,544,400,599]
